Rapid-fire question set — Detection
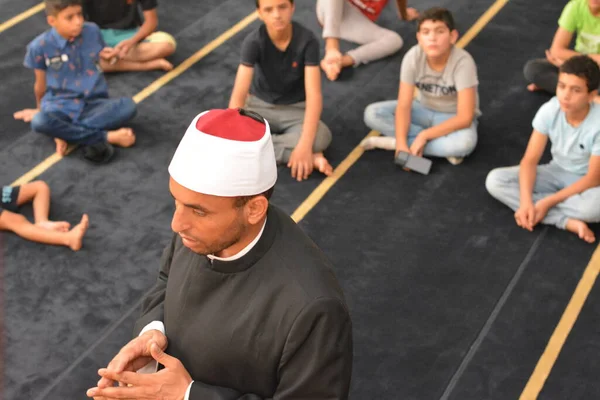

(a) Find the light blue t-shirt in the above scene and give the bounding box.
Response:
[532,97,600,175]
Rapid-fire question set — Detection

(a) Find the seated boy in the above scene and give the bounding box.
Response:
[318,0,419,81]
[524,0,600,99]
[487,55,600,243]
[229,0,333,182]
[0,181,89,251]
[361,7,479,166]
[14,0,137,163]
[82,0,176,72]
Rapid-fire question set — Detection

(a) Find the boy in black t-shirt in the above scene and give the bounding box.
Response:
[229,0,333,181]
[83,0,176,72]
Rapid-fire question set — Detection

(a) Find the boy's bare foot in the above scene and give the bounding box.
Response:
[156,58,174,71]
[107,128,136,148]
[14,108,39,122]
[55,138,68,155]
[37,220,71,232]
[65,214,89,251]
[566,218,595,243]
[313,153,333,176]
[527,83,541,92]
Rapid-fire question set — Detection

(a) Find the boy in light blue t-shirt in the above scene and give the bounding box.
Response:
[487,55,600,243]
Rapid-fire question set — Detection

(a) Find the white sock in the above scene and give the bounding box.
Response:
[360,136,396,151]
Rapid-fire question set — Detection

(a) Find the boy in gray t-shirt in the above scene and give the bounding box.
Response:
[361,7,480,166]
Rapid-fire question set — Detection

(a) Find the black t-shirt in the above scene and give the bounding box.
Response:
[82,0,158,30]
[241,22,320,105]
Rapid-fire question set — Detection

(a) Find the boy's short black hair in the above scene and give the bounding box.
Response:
[255,0,294,8]
[559,55,600,92]
[417,7,455,31]
[45,0,82,16]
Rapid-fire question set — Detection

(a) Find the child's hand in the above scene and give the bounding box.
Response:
[14,108,40,122]
[401,7,420,21]
[115,38,137,59]
[99,47,118,61]
[545,50,564,67]
[409,133,428,157]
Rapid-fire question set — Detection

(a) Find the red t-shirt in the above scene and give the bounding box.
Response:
[348,0,389,22]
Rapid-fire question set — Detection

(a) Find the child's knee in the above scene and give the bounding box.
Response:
[121,98,138,119]
[363,103,379,127]
[30,112,48,133]
[485,169,503,196]
[32,180,50,195]
[315,124,333,151]
[384,30,403,53]
[578,198,600,222]
[523,59,538,81]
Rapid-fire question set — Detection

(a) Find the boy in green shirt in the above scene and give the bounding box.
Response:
[524,0,600,97]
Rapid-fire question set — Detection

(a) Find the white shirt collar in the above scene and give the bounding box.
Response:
[207,218,267,262]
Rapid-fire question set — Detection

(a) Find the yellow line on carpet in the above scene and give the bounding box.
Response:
[291,0,509,223]
[0,3,44,34]
[10,11,259,187]
[520,246,600,400]
[291,130,380,222]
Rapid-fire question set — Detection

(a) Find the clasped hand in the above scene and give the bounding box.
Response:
[514,199,550,231]
[86,330,192,400]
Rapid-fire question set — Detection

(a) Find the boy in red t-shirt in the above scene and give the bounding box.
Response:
[317,0,419,81]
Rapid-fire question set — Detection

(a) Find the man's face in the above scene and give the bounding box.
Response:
[48,5,84,39]
[257,0,294,33]
[417,20,457,58]
[169,177,248,256]
[589,0,600,11]
[556,72,595,113]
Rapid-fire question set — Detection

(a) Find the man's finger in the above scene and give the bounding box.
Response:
[150,342,180,369]
[98,369,145,386]
[87,385,138,399]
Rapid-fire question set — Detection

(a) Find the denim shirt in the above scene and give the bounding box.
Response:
[24,22,109,121]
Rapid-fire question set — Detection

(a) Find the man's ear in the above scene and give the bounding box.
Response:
[47,15,56,27]
[245,196,269,225]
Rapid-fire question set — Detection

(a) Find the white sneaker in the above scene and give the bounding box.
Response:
[446,156,464,165]
[360,136,396,151]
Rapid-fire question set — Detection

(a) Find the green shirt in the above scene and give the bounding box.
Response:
[559,0,600,54]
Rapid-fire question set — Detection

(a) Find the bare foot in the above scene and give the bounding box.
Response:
[566,219,596,243]
[14,108,39,122]
[37,220,71,232]
[65,214,89,251]
[107,128,136,148]
[527,83,541,92]
[313,153,333,176]
[55,138,68,156]
[156,58,174,71]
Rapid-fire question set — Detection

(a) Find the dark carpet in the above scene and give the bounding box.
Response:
[0,0,599,399]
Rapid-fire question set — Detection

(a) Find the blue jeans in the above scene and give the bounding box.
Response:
[486,162,600,229]
[31,98,137,145]
[363,100,478,158]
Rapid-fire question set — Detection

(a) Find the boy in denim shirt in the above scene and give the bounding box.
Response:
[14,0,137,163]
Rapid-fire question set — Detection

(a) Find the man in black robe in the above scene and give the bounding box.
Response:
[87,108,353,400]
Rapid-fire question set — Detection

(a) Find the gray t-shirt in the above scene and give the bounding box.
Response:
[400,45,481,116]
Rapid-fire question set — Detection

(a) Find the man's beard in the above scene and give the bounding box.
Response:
[195,219,247,256]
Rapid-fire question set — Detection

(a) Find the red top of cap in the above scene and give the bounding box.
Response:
[196,109,266,142]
